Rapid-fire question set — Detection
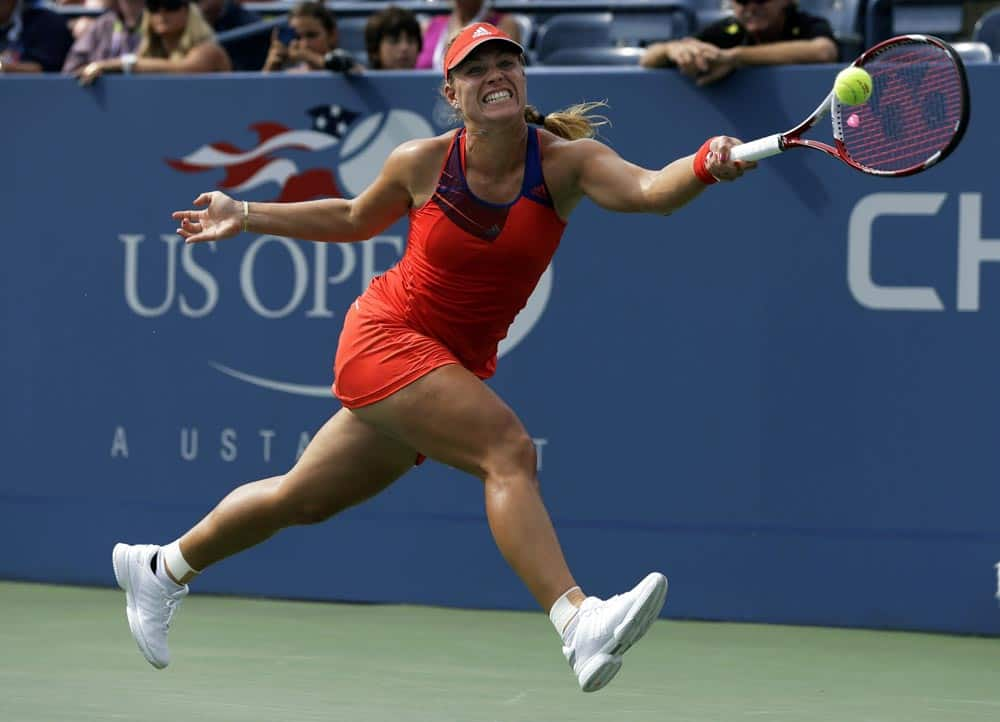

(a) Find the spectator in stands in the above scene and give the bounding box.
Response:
[75,0,231,84]
[0,0,74,72]
[62,0,143,74]
[60,0,108,41]
[365,5,421,70]
[416,0,520,70]
[262,1,343,73]
[198,0,268,71]
[641,0,837,85]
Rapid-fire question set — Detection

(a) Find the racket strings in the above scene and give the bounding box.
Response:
[845,86,959,165]
[839,43,964,172]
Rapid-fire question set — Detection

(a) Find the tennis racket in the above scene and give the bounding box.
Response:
[730,35,970,177]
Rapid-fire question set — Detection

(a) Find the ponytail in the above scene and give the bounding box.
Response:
[525,101,610,140]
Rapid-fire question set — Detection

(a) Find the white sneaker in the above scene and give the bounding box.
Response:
[563,572,668,692]
[112,543,188,669]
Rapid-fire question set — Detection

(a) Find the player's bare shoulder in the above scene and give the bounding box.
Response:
[538,129,605,185]
[384,131,456,206]
[390,131,455,166]
[538,128,606,214]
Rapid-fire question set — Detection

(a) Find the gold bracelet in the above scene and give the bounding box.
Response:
[241,200,249,233]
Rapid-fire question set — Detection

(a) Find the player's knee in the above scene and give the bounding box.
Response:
[484,430,538,487]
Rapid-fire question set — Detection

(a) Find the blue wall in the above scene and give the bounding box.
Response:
[3,66,1000,635]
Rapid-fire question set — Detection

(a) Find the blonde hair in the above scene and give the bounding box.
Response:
[138,3,216,60]
[523,101,610,140]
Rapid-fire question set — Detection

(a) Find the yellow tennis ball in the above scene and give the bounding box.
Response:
[834,67,873,105]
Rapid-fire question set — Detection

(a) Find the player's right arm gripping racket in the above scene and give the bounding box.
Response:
[730,34,970,177]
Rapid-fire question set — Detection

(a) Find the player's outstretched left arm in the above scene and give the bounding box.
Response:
[172,140,420,244]
[569,136,754,216]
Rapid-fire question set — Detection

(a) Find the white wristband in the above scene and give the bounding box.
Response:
[121,53,137,74]
[241,200,249,233]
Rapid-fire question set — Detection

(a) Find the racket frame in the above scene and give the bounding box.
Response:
[730,34,970,177]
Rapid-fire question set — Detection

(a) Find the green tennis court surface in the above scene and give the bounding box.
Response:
[1,581,998,721]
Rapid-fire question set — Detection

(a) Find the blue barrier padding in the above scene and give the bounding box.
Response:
[3,66,999,635]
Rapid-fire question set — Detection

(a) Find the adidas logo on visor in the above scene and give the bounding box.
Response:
[472,25,492,38]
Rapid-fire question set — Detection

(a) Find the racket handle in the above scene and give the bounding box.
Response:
[730,134,784,162]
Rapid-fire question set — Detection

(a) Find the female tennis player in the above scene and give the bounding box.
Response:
[112,22,753,693]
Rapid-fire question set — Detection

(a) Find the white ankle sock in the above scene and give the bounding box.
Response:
[549,587,582,644]
[160,540,200,586]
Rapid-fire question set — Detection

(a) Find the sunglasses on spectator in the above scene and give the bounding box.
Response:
[146,0,187,12]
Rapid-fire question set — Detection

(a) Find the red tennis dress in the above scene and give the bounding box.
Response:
[333,127,566,408]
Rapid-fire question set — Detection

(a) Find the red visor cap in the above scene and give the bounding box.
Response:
[444,23,524,77]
